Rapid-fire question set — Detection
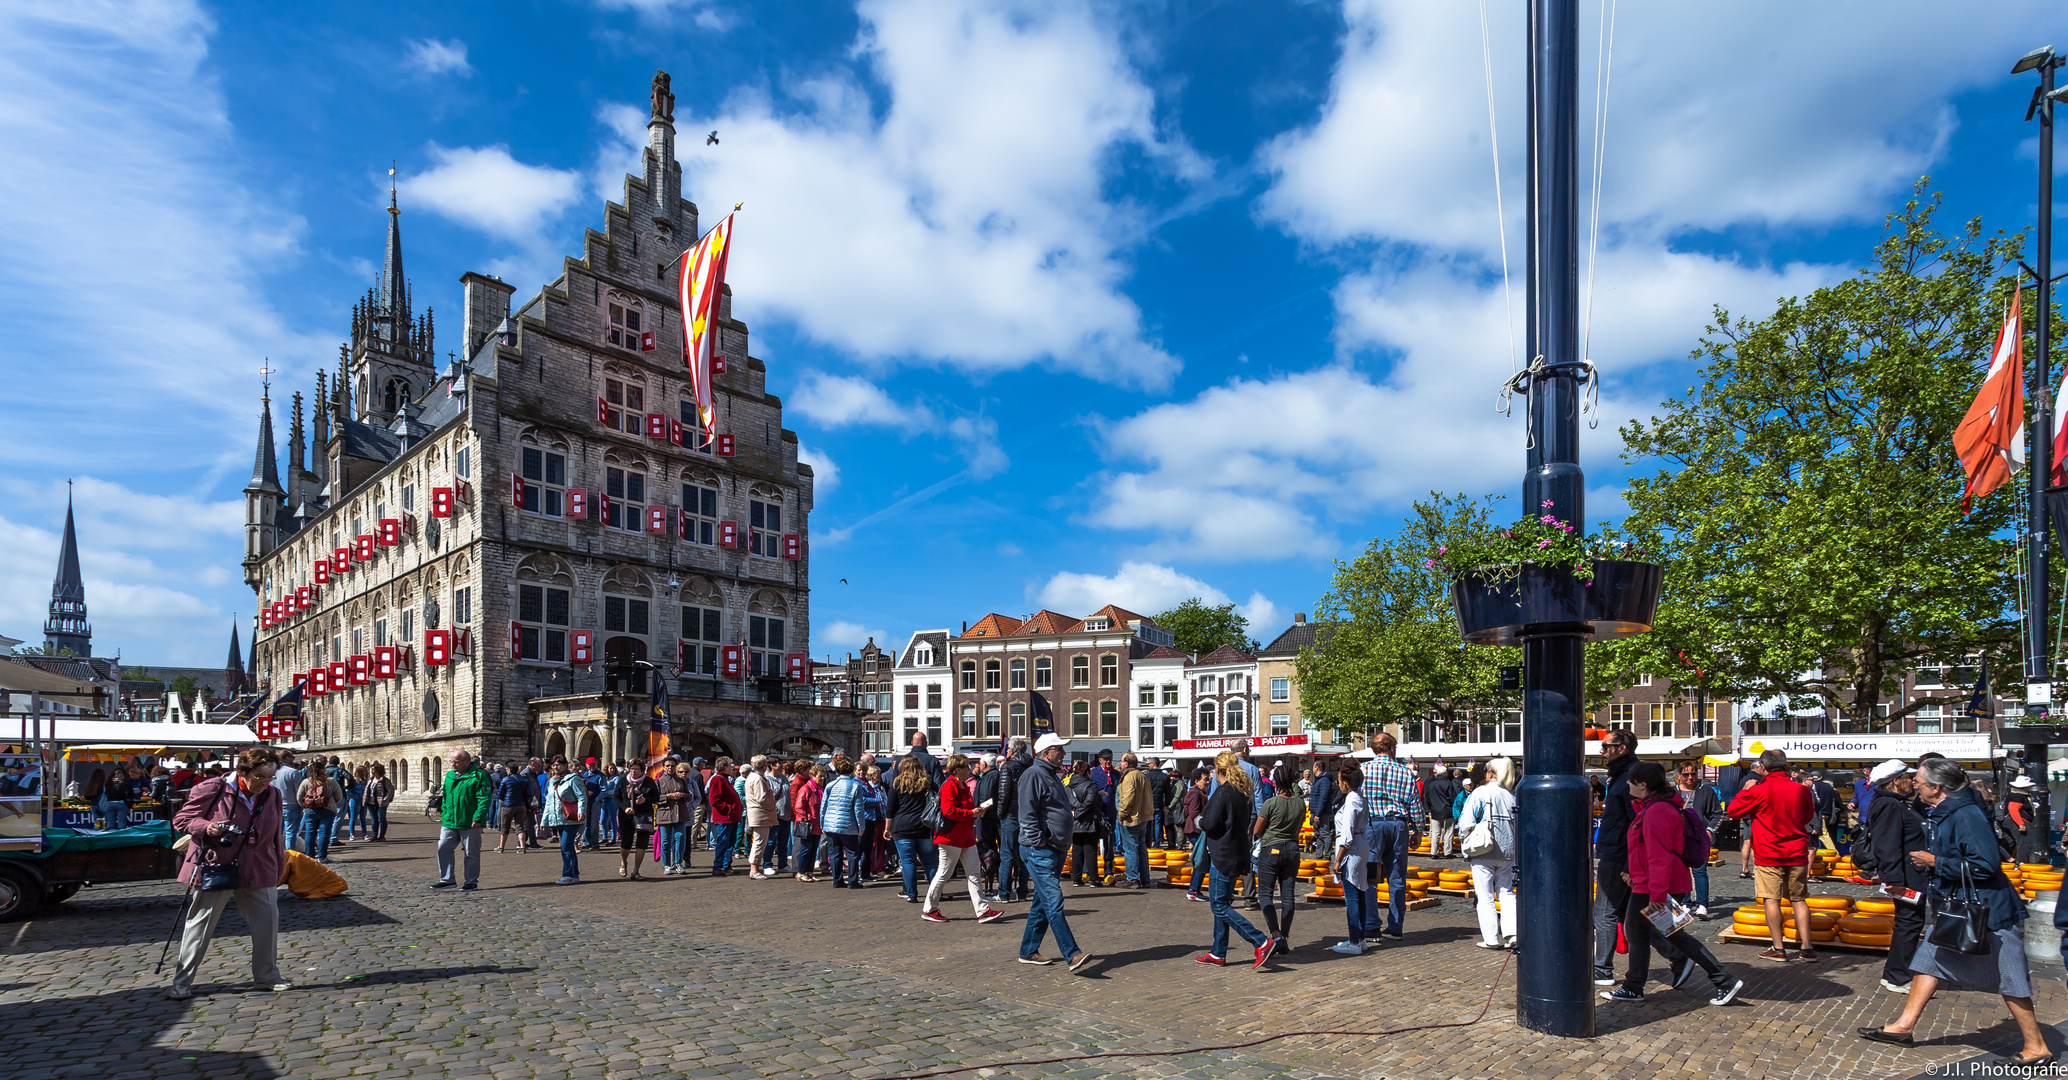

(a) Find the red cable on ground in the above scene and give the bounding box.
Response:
[869,950,1514,1080]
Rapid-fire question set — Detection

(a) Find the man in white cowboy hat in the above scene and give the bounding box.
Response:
[2006,774,2046,864]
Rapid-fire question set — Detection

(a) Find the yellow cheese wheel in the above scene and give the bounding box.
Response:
[2021,863,2055,872]
[2027,876,2064,888]
[1854,898,1897,915]
[1839,931,1894,947]
[1837,915,1894,934]
[1804,896,1852,911]
[1809,928,1837,943]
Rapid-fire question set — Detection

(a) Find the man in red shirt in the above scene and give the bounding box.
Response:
[706,757,745,877]
[1728,749,1818,961]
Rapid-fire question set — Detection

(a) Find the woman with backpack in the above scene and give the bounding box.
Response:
[1457,757,1519,949]
[886,757,937,902]
[1603,761,1743,1006]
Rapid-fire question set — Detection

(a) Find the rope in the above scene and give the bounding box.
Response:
[1478,0,1518,375]
[866,949,1513,1080]
[1497,356,1597,453]
[1581,0,1618,431]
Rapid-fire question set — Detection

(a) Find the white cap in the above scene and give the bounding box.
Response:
[981,753,999,766]
[1034,733,1072,753]
[2011,775,2038,789]
[1867,759,1910,785]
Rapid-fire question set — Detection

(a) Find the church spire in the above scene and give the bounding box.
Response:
[377,165,408,344]
[246,366,282,494]
[242,370,284,589]
[43,484,91,657]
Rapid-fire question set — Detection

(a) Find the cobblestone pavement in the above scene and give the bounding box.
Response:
[6,822,2067,1080]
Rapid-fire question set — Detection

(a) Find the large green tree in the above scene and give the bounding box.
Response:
[1612,187,2033,729]
[1296,494,1518,736]
[1154,598,1256,655]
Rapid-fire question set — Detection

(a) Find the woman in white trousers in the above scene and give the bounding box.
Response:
[1456,757,1519,949]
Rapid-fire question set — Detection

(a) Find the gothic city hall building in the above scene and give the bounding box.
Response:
[243,73,859,805]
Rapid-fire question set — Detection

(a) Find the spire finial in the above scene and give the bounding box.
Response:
[389,162,399,215]
[259,360,273,405]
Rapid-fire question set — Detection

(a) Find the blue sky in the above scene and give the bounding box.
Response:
[0,0,2062,667]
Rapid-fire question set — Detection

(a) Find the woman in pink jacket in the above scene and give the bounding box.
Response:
[791,763,825,882]
[1605,761,1743,1007]
[167,747,288,999]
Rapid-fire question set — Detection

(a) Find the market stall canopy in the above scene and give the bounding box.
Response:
[1734,732,1998,764]
[1394,736,1725,764]
[0,659,108,705]
[1,717,259,750]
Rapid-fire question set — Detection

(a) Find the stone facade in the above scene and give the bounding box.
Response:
[242,72,859,806]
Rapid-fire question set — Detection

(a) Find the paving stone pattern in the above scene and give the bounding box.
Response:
[7,824,2068,1080]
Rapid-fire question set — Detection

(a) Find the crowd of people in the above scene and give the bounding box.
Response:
[150,728,2068,1073]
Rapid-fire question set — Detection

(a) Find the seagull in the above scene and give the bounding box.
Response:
[839,578,848,585]
[706,130,719,146]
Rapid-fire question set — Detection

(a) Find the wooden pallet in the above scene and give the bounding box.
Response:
[1429,886,1476,897]
[1306,894,1441,909]
[1716,927,1889,953]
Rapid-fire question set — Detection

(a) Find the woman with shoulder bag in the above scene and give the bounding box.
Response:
[1860,759,2051,1068]
[1457,757,1519,949]
[365,764,394,841]
[792,763,825,882]
[886,757,937,901]
[619,766,660,879]
[541,756,588,885]
[921,754,1002,923]
[167,747,288,1000]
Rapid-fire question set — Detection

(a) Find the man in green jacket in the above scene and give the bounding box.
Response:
[433,751,494,891]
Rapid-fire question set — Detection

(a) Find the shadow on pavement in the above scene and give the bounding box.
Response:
[15,893,400,955]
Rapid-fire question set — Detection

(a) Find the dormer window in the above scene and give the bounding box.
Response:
[1086,617,1111,631]
[915,644,934,667]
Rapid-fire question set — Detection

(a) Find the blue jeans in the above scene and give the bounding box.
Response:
[342,796,364,837]
[558,824,581,879]
[300,809,335,860]
[711,822,739,871]
[1123,822,1151,884]
[1341,853,1378,941]
[660,823,689,867]
[1688,864,1710,908]
[598,799,619,842]
[370,804,389,840]
[1367,818,1411,934]
[1209,867,1267,957]
[794,830,818,875]
[1000,823,1029,898]
[283,806,304,851]
[895,837,937,897]
[1020,846,1081,961]
[828,832,862,885]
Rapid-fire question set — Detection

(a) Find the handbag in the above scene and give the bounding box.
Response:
[1925,872,1990,955]
[920,784,950,834]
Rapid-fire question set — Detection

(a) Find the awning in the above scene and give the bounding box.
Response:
[64,745,172,761]
[0,717,260,750]
[0,660,108,705]
[1734,732,1996,763]
[1394,736,1724,764]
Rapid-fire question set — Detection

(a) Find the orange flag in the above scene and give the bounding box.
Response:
[1955,291,2025,513]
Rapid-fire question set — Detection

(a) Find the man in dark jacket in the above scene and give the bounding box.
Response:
[1864,760,1928,993]
[908,731,944,786]
[1592,731,1687,984]
[975,754,1002,898]
[1090,750,1120,883]
[1018,734,1091,971]
[1307,764,1340,857]
[1145,761,1171,849]
[996,737,1033,901]
[1423,766,1459,858]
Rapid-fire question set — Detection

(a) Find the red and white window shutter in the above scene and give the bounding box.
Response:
[677,508,691,539]
[646,505,667,534]
[309,668,329,696]
[641,330,656,351]
[431,487,453,518]
[599,493,613,522]
[512,472,526,507]
[721,644,743,678]
[295,585,311,610]
[568,487,588,520]
[669,420,684,446]
[450,630,470,658]
[333,548,350,573]
[349,654,372,685]
[313,560,329,585]
[597,397,611,425]
[713,354,727,374]
[787,653,807,682]
[329,660,350,689]
[378,518,401,546]
[716,433,735,456]
[373,645,397,679]
[354,534,375,561]
[676,638,690,670]
[571,629,595,664]
[783,533,801,560]
[646,412,667,439]
[425,628,450,666]
[718,520,738,548]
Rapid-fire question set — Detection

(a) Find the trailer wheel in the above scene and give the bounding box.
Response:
[0,864,41,921]
[40,882,82,905]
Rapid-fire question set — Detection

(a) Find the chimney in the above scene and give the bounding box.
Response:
[961,620,968,634]
[1295,613,1307,624]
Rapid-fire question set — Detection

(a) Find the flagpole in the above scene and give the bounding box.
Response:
[2022,48,2060,836]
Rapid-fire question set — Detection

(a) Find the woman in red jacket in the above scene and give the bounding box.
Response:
[1605,761,1744,1006]
[791,764,824,883]
[922,754,1006,924]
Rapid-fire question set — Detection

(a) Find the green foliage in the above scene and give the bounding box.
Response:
[1613,185,2033,729]
[1297,494,1519,736]
[167,674,203,699]
[1154,598,1257,656]
[1426,508,1653,585]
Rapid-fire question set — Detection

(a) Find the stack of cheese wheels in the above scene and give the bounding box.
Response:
[1299,858,1328,880]
[1733,897,1847,942]
[2020,863,2064,899]
[1811,849,1839,876]
[1163,854,1192,886]
[1837,909,1896,947]
[1408,866,1441,885]
[1830,851,1859,878]
[1410,836,1432,855]
[1311,871,1342,899]
[1147,849,1169,869]
[1437,868,1473,891]
[1373,874,1431,904]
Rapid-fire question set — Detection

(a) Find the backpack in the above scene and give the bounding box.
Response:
[1674,802,1710,869]
[299,779,329,810]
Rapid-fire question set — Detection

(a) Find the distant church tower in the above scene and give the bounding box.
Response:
[43,488,91,656]
[242,377,285,589]
[348,172,435,426]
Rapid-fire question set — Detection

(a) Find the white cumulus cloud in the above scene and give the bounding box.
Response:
[1038,561,1245,622]
[792,373,1008,479]
[796,441,839,495]
[818,620,892,657]
[403,38,471,77]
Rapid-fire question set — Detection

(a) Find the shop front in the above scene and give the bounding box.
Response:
[1733,732,1998,766]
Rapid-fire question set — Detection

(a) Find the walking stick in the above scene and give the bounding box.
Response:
[155,881,197,975]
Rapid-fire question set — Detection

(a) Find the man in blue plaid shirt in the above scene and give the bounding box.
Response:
[1359,732,1426,941]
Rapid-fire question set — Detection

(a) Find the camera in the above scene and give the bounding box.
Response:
[210,823,244,848]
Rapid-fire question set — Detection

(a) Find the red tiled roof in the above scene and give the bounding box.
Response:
[1013,610,1081,635]
[959,613,1023,639]
[1192,644,1257,666]
[1088,604,1152,627]
[1139,645,1189,660]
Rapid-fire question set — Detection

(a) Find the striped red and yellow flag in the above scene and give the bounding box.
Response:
[678,212,735,448]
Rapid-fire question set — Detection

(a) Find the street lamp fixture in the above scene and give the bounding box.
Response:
[2014,46,2056,75]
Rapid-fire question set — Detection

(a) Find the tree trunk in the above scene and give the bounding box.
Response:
[1852,613,1886,730]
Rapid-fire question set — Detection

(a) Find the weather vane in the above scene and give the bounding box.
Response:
[259,360,274,404]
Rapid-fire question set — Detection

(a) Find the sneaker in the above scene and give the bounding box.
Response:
[257,981,293,992]
[1066,951,1095,974]
[1185,892,1208,903]
[1599,988,1644,1003]
[555,876,575,885]
[1757,947,1789,962]
[1384,930,1404,940]
[1593,969,1616,986]
[429,881,457,890]
[460,883,477,891]
[1797,949,1820,963]
[1671,958,1696,990]
[920,910,949,923]
[1475,941,1506,950]
[897,892,913,901]
[1880,978,1911,994]
[1363,939,1386,950]
[1195,954,1228,966]
[1017,954,1054,965]
[1693,905,1711,920]
[1709,977,1744,1007]
[166,986,192,1000]
[977,908,1007,924]
[1252,942,1272,971]
[1330,940,1365,955]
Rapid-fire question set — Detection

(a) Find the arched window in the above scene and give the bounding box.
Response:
[1009,658,1026,689]
[1197,701,1218,735]
[960,704,977,738]
[984,704,1001,738]
[1099,654,1119,687]
[1009,702,1027,737]
[960,660,977,691]
[1034,656,1052,689]
[679,577,724,676]
[606,293,646,351]
[383,377,410,414]
[1225,698,1246,734]
[983,659,1001,690]
[1070,656,1090,688]
[601,368,647,435]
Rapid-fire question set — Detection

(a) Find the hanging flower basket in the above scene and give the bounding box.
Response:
[1450,559,1663,646]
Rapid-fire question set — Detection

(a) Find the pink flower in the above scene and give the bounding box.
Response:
[1423,558,1436,569]
[1537,539,1551,549]
[1541,500,1554,509]
[1438,545,1447,555]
